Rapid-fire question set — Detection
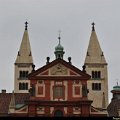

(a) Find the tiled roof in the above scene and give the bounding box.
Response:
[0,93,29,114]
[107,99,120,117]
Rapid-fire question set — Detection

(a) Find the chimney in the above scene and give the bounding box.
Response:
[1,89,6,93]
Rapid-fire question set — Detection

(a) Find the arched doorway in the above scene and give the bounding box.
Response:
[54,110,63,117]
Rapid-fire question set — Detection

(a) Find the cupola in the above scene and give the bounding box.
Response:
[54,31,65,59]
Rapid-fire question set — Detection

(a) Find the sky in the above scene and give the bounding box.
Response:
[0,0,120,103]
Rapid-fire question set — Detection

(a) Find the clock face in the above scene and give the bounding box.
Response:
[50,64,68,75]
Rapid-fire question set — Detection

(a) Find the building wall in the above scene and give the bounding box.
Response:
[86,64,108,108]
[14,64,32,93]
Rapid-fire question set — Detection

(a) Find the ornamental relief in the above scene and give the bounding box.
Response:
[50,64,68,75]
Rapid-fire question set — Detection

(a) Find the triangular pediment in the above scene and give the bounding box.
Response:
[28,59,90,79]
[36,63,80,76]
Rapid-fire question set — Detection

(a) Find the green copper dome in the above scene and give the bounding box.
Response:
[54,34,65,59]
[113,85,120,90]
[55,43,64,52]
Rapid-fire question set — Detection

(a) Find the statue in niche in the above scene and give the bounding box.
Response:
[82,85,88,97]
[29,84,35,96]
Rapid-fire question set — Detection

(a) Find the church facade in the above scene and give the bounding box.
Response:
[0,22,108,116]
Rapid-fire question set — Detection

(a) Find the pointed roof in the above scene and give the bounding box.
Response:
[84,23,107,64]
[15,22,33,64]
[0,93,29,114]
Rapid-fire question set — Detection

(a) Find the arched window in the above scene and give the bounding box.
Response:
[19,71,29,80]
[98,83,101,90]
[19,82,28,90]
[92,71,95,78]
[94,71,97,78]
[25,83,28,90]
[19,83,22,90]
[92,83,101,91]
[23,83,26,90]
[98,71,101,78]
[91,71,101,79]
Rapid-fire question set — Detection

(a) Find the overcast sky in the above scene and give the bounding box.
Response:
[0,0,120,103]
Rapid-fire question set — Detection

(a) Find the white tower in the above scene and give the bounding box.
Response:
[84,23,108,108]
[14,22,33,93]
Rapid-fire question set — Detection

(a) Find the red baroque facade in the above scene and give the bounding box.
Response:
[26,58,92,117]
[5,58,107,117]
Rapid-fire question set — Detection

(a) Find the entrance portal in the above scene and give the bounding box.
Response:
[54,110,63,117]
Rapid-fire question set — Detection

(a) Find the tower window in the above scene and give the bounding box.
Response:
[19,71,29,79]
[92,71,101,79]
[92,83,101,91]
[19,82,28,90]
[53,86,64,99]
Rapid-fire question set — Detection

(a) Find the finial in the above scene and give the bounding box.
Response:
[82,65,86,73]
[32,64,35,72]
[58,30,61,44]
[25,21,28,30]
[46,57,50,64]
[68,57,72,64]
[91,22,95,31]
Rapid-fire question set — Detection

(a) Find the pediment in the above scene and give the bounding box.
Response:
[28,59,90,79]
[36,63,81,76]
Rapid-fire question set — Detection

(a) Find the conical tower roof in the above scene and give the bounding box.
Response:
[15,22,33,64]
[84,23,107,64]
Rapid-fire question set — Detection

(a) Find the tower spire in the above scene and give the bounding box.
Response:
[84,23,108,108]
[15,22,33,63]
[84,23,107,64]
[14,22,33,93]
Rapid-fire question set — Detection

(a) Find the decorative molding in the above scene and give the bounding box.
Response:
[50,64,68,75]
